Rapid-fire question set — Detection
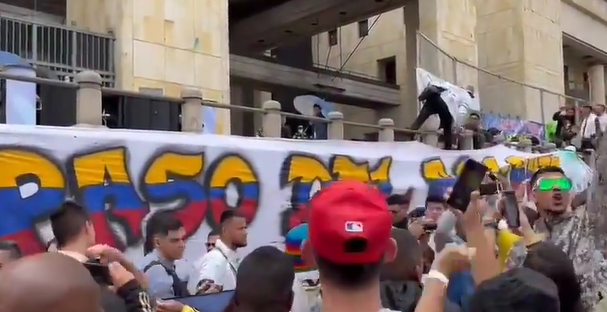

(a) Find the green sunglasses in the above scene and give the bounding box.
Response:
[535,177,572,192]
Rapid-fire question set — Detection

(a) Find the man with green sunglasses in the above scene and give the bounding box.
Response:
[531,166,607,311]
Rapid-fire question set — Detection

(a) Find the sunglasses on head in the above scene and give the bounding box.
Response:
[534,177,572,192]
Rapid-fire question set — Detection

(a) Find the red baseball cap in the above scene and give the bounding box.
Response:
[308,181,392,264]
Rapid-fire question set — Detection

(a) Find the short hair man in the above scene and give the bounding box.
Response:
[386,188,414,229]
[206,230,220,252]
[468,268,560,312]
[0,240,22,269]
[302,181,398,312]
[231,246,295,312]
[189,210,248,294]
[50,201,96,262]
[140,210,188,299]
[0,252,102,312]
[523,242,582,312]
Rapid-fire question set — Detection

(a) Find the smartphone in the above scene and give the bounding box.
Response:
[479,183,499,196]
[423,223,438,231]
[446,159,488,212]
[502,190,521,228]
[83,260,113,285]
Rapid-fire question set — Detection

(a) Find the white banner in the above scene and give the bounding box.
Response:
[0,125,590,264]
[416,67,481,125]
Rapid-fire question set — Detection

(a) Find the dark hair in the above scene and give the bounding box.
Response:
[316,256,382,290]
[381,228,421,281]
[426,194,445,204]
[523,242,582,312]
[0,240,22,259]
[208,230,219,238]
[529,166,565,187]
[220,210,245,227]
[233,246,294,312]
[50,201,90,248]
[144,211,183,255]
[386,194,407,205]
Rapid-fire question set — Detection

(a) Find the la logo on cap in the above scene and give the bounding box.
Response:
[345,221,363,233]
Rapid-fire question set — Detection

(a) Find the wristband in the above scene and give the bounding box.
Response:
[427,269,449,285]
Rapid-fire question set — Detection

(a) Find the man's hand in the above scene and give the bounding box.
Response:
[408,220,426,239]
[157,300,184,312]
[462,191,486,230]
[108,262,135,288]
[432,245,476,276]
[197,279,223,294]
[87,244,125,264]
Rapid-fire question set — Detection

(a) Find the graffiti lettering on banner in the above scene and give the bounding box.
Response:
[0,126,588,262]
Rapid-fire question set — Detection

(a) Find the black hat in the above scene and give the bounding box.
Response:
[469,268,559,312]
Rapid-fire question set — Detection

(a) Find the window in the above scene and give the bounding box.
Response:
[328,29,338,46]
[358,20,369,37]
[377,56,397,84]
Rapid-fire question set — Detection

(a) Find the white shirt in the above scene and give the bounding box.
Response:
[597,114,607,133]
[188,239,239,294]
[580,113,598,139]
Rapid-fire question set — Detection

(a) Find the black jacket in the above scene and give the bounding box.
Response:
[101,280,154,312]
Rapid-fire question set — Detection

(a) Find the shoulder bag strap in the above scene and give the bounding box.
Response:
[213,247,238,276]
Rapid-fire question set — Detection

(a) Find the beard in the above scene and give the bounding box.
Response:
[233,240,247,248]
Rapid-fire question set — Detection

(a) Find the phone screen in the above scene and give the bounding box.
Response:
[479,183,498,196]
[446,159,488,211]
[502,190,521,228]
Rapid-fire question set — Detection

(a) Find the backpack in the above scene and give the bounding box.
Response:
[143,260,189,298]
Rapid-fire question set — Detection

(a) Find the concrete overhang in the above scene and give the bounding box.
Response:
[230,0,411,52]
[230,54,401,108]
[561,0,607,62]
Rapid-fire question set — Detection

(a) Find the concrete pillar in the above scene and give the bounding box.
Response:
[589,65,606,104]
[460,130,474,150]
[254,91,272,132]
[475,0,564,122]
[262,100,282,137]
[420,114,440,147]
[181,89,203,133]
[67,0,232,134]
[327,112,344,140]
[75,71,103,125]
[419,0,478,89]
[378,2,420,129]
[378,118,395,142]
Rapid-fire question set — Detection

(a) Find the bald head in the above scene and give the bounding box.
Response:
[0,253,101,312]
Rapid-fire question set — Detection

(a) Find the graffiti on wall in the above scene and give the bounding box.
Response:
[0,128,583,257]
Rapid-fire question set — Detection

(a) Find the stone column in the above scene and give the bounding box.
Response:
[262,100,282,137]
[75,71,103,125]
[377,2,421,129]
[327,112,344,140]
[181,89,203,133]
[378,118,395,142]
[589,65,606,105]
[475,0,564,122]
[419,0,478,89]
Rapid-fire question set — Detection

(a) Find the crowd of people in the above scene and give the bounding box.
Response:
[549,103,607,150]
[0,150,606,312]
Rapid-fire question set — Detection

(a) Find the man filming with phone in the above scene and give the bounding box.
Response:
[49,201,152,312]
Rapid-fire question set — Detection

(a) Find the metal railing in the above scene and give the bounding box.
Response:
[0,15,115,86]
[416,31,589,127]
[0,70,491,149]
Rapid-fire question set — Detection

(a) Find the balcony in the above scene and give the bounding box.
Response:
[0,15,115,86]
